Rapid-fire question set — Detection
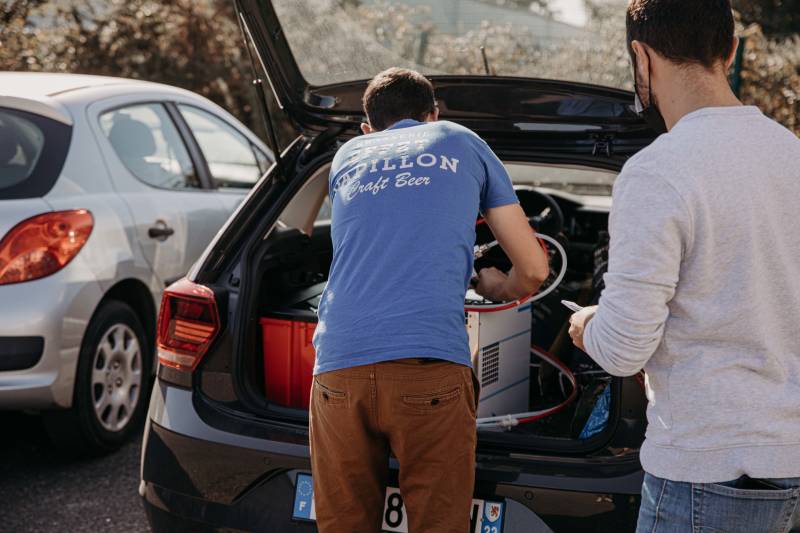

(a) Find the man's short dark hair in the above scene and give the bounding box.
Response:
[626,0,735,69]
[362,68,436,131]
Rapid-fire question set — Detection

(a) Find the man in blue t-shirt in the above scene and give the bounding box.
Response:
[309,68,549,533]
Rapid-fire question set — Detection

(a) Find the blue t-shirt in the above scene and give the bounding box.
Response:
[313,119,518,374]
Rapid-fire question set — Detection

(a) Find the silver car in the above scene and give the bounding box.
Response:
[0,72,272,453]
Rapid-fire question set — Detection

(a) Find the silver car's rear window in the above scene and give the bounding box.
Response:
[0,111,44,188]
[0,108,71,200]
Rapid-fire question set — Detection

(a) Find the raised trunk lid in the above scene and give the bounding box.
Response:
[235,0,657,145]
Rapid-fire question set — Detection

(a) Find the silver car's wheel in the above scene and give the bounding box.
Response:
[43,300,151,456]
[90,323,142,432]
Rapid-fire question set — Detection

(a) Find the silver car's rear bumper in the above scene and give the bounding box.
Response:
[0,257,103,409]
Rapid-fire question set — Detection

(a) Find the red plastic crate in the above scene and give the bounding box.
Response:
[260,317,316,409]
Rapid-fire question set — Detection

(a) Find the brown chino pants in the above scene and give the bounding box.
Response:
[309,358,478,533]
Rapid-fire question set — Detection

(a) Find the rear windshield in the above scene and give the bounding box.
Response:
[0,108,71,200]
[271,0,631,89]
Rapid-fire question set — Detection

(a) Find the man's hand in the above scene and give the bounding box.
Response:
[569,305,598,352]
[482,204,549,299]
[474,267,510,302]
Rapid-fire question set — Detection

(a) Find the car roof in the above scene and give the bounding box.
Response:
[0,71,272,156]
[0,72,164,98]
[0,72,189,125]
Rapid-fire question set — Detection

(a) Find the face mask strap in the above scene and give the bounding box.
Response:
[644,49,656,111]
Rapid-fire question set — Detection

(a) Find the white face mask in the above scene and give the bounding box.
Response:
[634,90,645,114]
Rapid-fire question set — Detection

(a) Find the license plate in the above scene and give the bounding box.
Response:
[292,473,504,533]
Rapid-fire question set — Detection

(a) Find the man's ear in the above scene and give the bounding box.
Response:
[725,36,740,70]
[630,40,650,80]
[360,122,373,135]
[428,106,440,122]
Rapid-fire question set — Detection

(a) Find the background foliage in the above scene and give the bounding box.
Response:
[732,0,800,36]
[1,0,798,140]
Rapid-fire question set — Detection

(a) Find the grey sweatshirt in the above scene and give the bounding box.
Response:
[584,106,800,483]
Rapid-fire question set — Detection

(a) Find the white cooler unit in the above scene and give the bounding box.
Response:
[466,301,533,418]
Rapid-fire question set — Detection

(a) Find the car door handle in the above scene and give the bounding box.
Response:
[148,221,174,241]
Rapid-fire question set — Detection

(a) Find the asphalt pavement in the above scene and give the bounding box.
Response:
[0,412,149,532]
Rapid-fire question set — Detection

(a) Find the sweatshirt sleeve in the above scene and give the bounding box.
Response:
[583,163,692,377]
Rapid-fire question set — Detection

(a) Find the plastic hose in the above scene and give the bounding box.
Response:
[476,347,577,429]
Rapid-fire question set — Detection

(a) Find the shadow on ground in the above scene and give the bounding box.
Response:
[0,412,149,532]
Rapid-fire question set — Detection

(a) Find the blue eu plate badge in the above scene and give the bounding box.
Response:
[293,473,316,520]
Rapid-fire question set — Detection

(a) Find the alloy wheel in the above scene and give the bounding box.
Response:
[90,323,142,432]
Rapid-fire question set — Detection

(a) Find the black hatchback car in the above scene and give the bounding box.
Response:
[140,1,658,531]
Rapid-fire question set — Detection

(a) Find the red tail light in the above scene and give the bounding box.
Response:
[157,278,220,372]
[0,209,94,286]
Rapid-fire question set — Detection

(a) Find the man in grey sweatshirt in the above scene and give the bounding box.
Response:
[568,1,800,531]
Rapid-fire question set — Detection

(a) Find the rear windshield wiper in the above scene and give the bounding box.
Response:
[480,45,494,76]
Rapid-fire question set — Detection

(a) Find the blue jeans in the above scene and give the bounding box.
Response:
[637,473,800,533]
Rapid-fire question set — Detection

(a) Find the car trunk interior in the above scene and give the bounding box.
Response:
[233,157,636,453]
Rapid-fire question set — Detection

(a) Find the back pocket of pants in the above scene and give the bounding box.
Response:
[401,385,462,414]
[692,482,799,533]
[314,378,348,408]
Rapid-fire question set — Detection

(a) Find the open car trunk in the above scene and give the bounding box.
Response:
[207,0,655,455]
[231,157,641,454]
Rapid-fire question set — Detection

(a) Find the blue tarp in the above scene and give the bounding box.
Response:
[579,384,611,440]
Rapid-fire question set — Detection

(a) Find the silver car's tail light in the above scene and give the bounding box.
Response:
[157,278,220,372]
[0,209,93,285]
